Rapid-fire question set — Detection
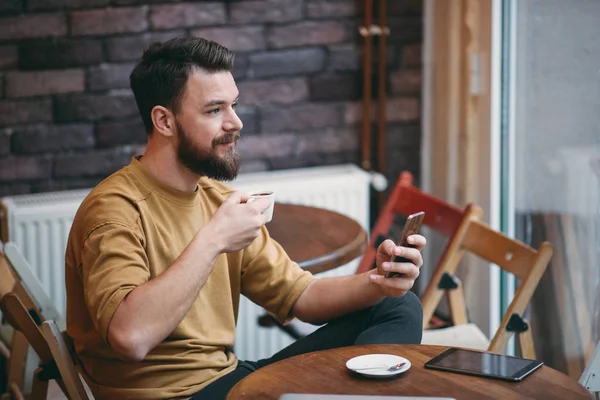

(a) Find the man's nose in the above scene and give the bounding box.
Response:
[223,109,243,132]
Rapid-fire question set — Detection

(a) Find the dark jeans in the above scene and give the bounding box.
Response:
[190,292,423,400]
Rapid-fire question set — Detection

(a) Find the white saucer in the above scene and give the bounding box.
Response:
[346,354,411,378]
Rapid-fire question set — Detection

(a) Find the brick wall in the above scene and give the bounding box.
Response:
[0,0,422,197]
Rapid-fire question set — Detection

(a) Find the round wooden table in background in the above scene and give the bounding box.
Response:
[227,344,592,400]
[267,203,368,274]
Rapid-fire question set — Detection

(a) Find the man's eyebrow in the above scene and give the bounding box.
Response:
[204,96,240,107]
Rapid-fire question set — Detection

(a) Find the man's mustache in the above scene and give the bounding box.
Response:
[213,132,240,146]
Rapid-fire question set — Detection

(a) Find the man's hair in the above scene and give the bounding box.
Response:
[130,36,235,134]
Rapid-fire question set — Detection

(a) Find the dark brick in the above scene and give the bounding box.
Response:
[267,21,349,49]
[385,145,420,182]
[113,0,184,4]
[261,103,343,133]
[0,156,51,182]
[385,97,420,123]
[387,124,421,148]
[390,69,421,95]
[388,17,423,44]
[151,3,225,30]
[344,97,420,124]
[71,7,148,36]
[27,0,110,11]
[54,93,138,122]
[88,63,134,91]
[0,184,32,197]
[269,150,359,170]
[233,54,248,80]
[236,107,258,135]
[248,48,326,79]
[238,159,268,173]
[0,46,17,70]
[6,69,84,98]
[11,124,94,154]
[238,78,308,106]
[96,118,146,147]
[0,99,52,127]
[309,74,359,101]
[307,0,357,19]
[54,149,133,178]
[0,13,67,41]
[32,178,101,193]
[229,0,302,24]
[389,0,423,16]
[0,74,4,98]
[0,0,23,15]
[237,133,296,159]
[402,44,422,67]
[328,44,360,71]
[19,39,103,70]
[294,126,358,156]
[105,31,185,62]
[192,26,265,52]
[0,129,10,156]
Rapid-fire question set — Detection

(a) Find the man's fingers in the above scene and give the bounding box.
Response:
[226,191,246,204]
[379,239,397,257]
[406,234,426,251]
[246,197,271,214]
[391,246,423,267]
[381,263,420,280]
[369,273,415,292]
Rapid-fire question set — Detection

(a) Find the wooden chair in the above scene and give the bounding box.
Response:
[0,293,90,400]
[0,252,44,399]
[420,218,554,359]
[41,321,91,400]
[0,243,63,399]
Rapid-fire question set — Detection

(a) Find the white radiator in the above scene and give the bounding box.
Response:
[0,164,374,361]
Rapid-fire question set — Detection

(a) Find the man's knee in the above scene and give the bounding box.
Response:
[374,291,423,342]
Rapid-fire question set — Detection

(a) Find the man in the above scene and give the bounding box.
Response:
[65,36,425,400]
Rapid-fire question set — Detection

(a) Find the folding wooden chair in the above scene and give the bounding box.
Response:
[41,321,91,400]
[420,218,554,359]
[0,243,62,399]
[0,293,90,400]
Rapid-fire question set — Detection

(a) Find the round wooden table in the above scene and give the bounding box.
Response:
[227,344,592,400]
[267,203,368,274]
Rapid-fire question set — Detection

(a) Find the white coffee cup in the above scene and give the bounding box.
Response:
[246,191,275,222]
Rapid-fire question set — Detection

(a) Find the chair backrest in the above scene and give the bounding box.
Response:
[462,220,554,358]
[0,251,45,398]
[0,293,91,400]
[356,171,479,275]
[41,321,90,400]
[421,215,554,359]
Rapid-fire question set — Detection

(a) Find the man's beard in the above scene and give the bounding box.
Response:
[176,121,240,181]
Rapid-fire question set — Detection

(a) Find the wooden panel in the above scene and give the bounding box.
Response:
[461,220,538,281]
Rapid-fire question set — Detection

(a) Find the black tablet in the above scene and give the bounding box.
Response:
[424,347,543,382]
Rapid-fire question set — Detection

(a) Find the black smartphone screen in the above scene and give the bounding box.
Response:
[424,348,543,382]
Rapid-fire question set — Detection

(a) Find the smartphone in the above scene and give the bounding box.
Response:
[384,211,425,278]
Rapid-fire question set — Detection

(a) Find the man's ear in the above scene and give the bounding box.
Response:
[150,106,175,137]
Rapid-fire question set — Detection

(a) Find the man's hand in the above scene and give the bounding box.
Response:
[369,235,426,297]
[205,191,271,253]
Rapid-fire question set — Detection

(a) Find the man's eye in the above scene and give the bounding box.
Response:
[207,108,220,115]
[232,102,238,110]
